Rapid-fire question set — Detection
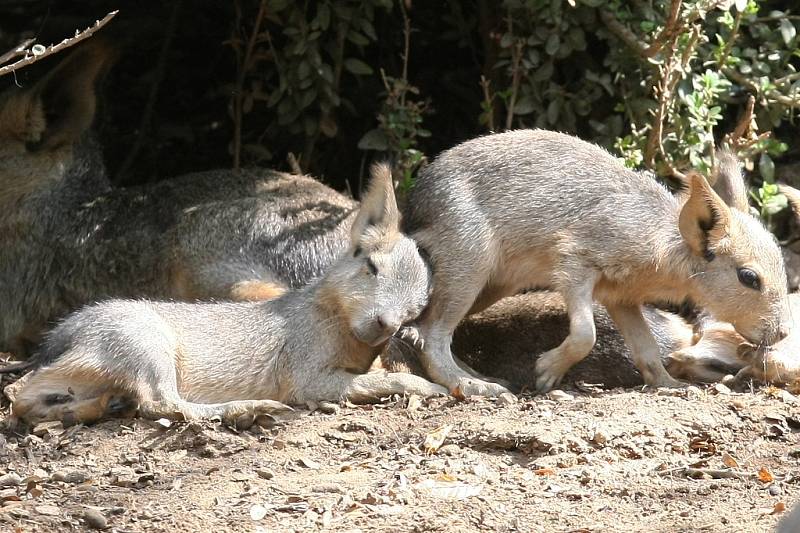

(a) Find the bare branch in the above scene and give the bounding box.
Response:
[232,0,268,170]
[0,11,118,77]
[717,8,742,68]
[723,95,755,151]
[723,66,800,107]
[286,152,302,175]
[599,10,647,56]
[503,16,524,131]
[480,75,496,132]
[600,0,684,59]
[0,38,35,66]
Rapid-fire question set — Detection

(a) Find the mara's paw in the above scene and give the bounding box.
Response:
[534,351,571,394]
[451,377,510,399]
[413,380,449,398]
[392,374,448,397]
[224,399,295,430]
[643,376,687,389]
[397,326,425,351]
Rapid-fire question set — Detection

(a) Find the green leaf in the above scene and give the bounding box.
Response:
[763,193,788,216]
[759,153,775,183]
[344,58,373,76]
[347,31,370,46]
[533,61,554,81]
[780,19,797,45]
[358,128,389,151]
[360,19,377,41]
[297,60,311,80]
[546,99,560,124]
[513,95,536,115]
[545,34,560,55]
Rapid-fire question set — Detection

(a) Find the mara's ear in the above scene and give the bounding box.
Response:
[710,149,750,212]
[679,172,732,258]
[350,163,400,245]
[27,38,117,150]
[778,183,800,226]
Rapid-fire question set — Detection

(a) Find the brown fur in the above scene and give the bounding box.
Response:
[229,281,287,301]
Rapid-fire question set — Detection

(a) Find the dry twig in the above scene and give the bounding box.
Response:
[0,11,118,77]
[503,16,524,131]
[480,75,496,131]
[658,466,754,480]
[286,152,303,175]
[0,38,35,66]
[599,0,684,59]
[232,0,268,170]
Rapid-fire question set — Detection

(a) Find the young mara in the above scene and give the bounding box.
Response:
[401,130,790,397]
[11,165,446,427]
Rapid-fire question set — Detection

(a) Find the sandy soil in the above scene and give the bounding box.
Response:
[1,294,799,532]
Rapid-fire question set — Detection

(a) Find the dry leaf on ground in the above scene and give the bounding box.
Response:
[423,424,452,455]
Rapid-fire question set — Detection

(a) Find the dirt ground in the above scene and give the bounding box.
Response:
[1,294,799,532]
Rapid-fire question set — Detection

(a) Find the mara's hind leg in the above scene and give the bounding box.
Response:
[534,276,598,393]
[131,354,293,423]
[137,398,292,424]
[10,367,133,426]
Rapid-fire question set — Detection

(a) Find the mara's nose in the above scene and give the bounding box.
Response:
[376,313,401,334]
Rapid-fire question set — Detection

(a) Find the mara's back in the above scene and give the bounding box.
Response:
[102,167,358,291]
[404,129,679,253]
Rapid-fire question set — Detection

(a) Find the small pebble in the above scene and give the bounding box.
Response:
[0,473,22,487]
[769,484,782,496]
[317,401,340,415]
[250,504,267,521]
[83,509,108,530]
[497,392,517,406]
[32,421,64,437]
[64,471,89,484]
[591,430,608,446]
[255,469,274,480]
[685,385,702,398]
[35,505,60,516]
[547,390,574,402]
[437,444,461,456]
[713,383,732,395]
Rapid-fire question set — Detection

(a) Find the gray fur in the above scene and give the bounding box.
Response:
[0,42,356,355]
[11,165,446,426]
[402,129,790,396]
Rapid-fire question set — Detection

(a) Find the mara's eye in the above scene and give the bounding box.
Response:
[366,258,378,276]
[736,267,760,291]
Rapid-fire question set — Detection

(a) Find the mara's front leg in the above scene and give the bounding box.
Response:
[306,369,448,404]
[606,303,684,387]
[534,277,598,393]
